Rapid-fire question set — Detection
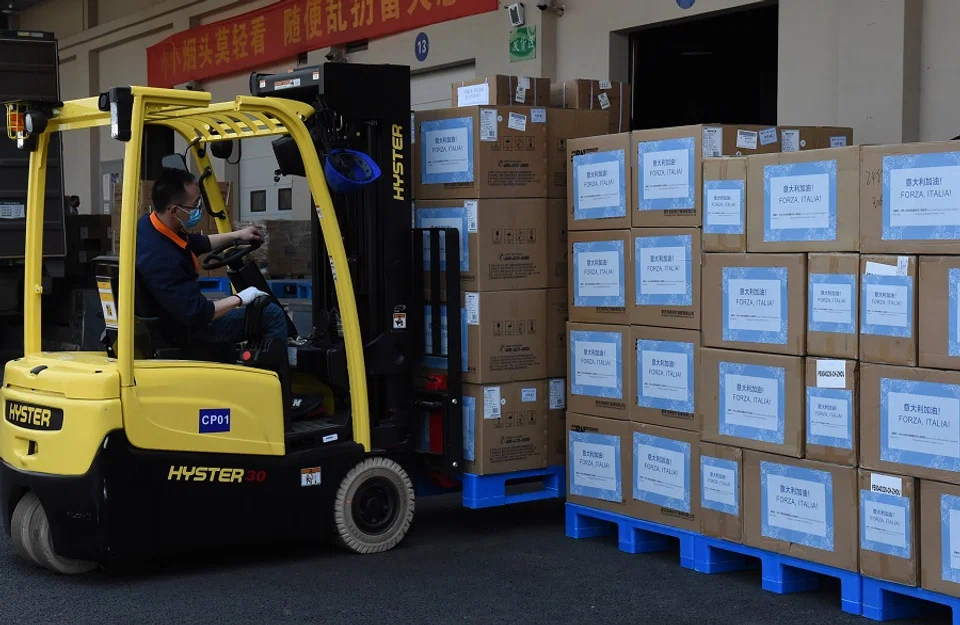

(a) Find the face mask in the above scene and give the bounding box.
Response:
[177,201,203,229]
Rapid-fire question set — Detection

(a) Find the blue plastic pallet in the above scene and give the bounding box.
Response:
[268,279,312,300]
[695,535,862,615]
[565,503,697,569]
[461,465,565,509]
[862,577,960,623]
[198,277,231,293]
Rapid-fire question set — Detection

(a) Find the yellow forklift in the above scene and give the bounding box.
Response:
[0,64,465,573]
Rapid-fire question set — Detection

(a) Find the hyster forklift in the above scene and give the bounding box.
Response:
[0,64,465,573]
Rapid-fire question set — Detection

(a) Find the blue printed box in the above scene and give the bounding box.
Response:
[568,134,633,230]
[632,229,701,330]
[702,156,747,252]
[569,230,633,324]
[700,442,744,543]
[632,325,701,431]
[630,423,701,532]
[859,469,918,586]
[631,127,703,228]
[804,357,858,467]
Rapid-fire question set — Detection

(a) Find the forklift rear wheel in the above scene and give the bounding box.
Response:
[11,492,98,574]
[334,457,414,554]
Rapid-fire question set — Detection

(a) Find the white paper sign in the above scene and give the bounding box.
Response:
[809,395,850,440]
[830,136,848,148]
[865,261,899,276]
[887,391,960,458]
[871,473,903,497]
[769,173,831,231]
[702,127,722,158]
[889,165,960,229]
[724,373,780,432]
[703,464,737,508]
[480,108,498,142]
[767,474,828,537]
[572,440,617,492]
[781,129,800,153]
[727,278,783,333]
[864,284,910,328]
[759,127,778,146]
[736,130,759,150]
[424,126,470,175]
[483,386,501,419]
[531,108,547,124]
[549,378,565,410]
[641,350,690,403]
[642,149,690,200]
[816,360,847,388]
[457,84,490,106]
[637,443,686,502]
[465,292,480,325]
[705,188,743,227]
[864,499,907,549]
[577,161,622,210]
[598,80,612,90]
[508,112,527,132]
[577,250,622,298]
[639,245,687,297]
[574,341,619,390]
[811,283,854,327]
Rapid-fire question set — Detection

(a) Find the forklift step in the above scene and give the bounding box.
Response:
[461,465,566,509]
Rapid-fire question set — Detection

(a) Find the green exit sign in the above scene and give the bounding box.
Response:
[509,26,537,63]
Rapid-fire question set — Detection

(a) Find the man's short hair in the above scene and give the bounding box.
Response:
[151,167,196,214]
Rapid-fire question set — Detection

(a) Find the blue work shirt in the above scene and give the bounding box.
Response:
[135,212,215,330]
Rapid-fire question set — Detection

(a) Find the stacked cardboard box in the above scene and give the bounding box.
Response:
[64,214,113,273]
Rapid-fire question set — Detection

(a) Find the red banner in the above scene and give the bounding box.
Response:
[146,0,498,88]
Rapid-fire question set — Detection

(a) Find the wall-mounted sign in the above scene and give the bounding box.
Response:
[677,0,696,8]
[415,32,429,62]
[509,25,537,63]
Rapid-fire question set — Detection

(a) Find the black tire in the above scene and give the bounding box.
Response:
[11,492,43,567]
[333,457,414,554]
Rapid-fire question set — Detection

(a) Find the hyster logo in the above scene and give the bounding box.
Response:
[5,401,63,431]
[392,123,405,201]
[167,466,245,483]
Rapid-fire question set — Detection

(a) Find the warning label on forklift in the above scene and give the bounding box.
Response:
[301,467,322,487]
[97,278,118,329]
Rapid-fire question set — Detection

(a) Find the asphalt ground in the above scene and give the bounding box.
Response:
[0,494,945,625]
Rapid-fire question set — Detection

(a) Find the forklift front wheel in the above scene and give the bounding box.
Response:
[11,492,98,575]
[334,457,414,554]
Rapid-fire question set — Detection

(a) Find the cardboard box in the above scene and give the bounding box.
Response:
[778,126,854,152]
[700,442,743,543]
[568,229,633,324]
[547,198,567,288]
[743,451,859,571]
[707,125,782,157]
[631,125,703,228]
[462,381,547,475]
[701,252,807,356]
[415,199,548,292]
[632,228,700,330]
[700,348,805,458]
[920,479,960,597]
[550,79,632,134]
[567,133,632,231]
[746,146,860,253]
[859,255,918,366]
[860,140,960,254]
[547,108,611,198]
[629,423,700,532]
[567,412,632,514]
[805,357,858,466]
[631,325,701,431]
[546,288,568,378]
[414,106,548,200]
[266,220,312,276]
[453,75,551,108]
[807,253,860,359]
[702,157,747,253]
[546,378,566,467]
[919,256,960,371]
[861,364,960,485]
[567,322,631,420]
[859,469,918,586]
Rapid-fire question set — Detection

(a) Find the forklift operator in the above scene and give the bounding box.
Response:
[136,167,288,346]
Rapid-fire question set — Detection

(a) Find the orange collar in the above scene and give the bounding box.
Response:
[150,211,201,274]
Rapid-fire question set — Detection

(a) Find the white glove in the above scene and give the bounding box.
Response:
[236,286,270,306]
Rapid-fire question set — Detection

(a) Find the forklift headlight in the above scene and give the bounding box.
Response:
[105,87,133,142]
[24,111,47,135]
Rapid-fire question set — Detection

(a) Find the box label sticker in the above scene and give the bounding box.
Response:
[635,234,693,307]
[949,268,960,357]
[860,489,910,559]
[861,274,913,338]
[808,274,856,335]
[569,330,623,400]
[465,201,478,233]
[421,117,474,185]
[479,108,498,142]
[722,266,789,345]
[572,239,625,308]
[415,207,470,271]
[942,494,960,583]
[865,261,899,276]
[736,129,758,150]
[759,127,779,146]
[548,378,565,410]
[483,386,502,419]
[883,152,960,241]
[764,160,838,242]
[464,292,480,325]
[462,395,476,461]
[781,129,800,153]
[514,86,527,103]
[521,388,537,402]
[719,361,785,444]
[569,430,621,503]
[871,473,903,497]
[816,359,848,389]
[599,79,612,90]
[633,432,691,513]
[572,150,627,221]
[702,127,722,158]
[636,339,695,414]
[806,387,854,450]
[703,180,745,235]
[531,108,547,123]
[880,377,960,471]
[638,137,696,211]
[597,92,611,110]
[507,112,527,132]
[761,461,834,551]
[457,83,490,106]
[701,455,739,516]
[830,136,847,148]
[518,76,531,90]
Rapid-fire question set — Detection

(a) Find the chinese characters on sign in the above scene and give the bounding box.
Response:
[508,25,536,63]
[148,0,497,87]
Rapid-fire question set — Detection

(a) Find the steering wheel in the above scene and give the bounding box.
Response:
[201,239,262,270]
